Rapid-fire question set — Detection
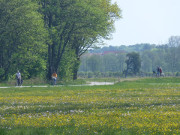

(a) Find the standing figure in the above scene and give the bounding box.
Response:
[52,72,57,85]
[16,70,21,86]
[156,66,160,77]
[159,67,162,76]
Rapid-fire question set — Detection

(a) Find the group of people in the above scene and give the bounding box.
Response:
[16,70,58,86]
[153,66,163,77]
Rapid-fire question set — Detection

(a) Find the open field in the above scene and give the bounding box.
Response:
[0,77,179,135]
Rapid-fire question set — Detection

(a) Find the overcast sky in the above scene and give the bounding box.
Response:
[104,0,180,46]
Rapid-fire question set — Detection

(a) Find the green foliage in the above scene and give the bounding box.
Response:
[79,53,126,73]
[37,0,121,80]
[176,72,180,76]
[0,68,5,79]
[0,0,48,81]
[0,0,122,81]
[0,0,121,81]
[126,52,141,75]
[58,48,76,81]
[84,43,180,76]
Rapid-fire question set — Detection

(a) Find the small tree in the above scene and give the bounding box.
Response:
[125,52,141,77]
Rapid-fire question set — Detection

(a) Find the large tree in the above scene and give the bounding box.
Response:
[70,0,121,79]
[37,0,79,79]
[0,0,48,80]
[37,0,121,80]
[125,52,141,76]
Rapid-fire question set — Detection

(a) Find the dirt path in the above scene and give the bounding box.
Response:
[86,82,114,86]
[0,81,115,88]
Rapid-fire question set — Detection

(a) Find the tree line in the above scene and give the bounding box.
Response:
[0,0,121,81]
[79,36,180,77]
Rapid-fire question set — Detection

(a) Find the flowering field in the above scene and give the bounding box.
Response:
[0,78,179,135]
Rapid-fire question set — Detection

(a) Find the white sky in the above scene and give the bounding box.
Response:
[104,0,180,46]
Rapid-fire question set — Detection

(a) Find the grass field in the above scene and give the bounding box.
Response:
[0,77,179,135]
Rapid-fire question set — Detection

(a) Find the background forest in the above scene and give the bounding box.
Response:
[79,36,180,78]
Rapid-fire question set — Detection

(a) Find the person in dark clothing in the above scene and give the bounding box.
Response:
[157,66,160,77]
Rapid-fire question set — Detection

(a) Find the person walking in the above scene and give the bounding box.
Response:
[52,72,57,85]
[16,70,21,86]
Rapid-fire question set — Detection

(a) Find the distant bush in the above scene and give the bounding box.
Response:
[176,72,180,76]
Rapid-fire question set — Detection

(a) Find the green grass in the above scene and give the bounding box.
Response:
[0,78,88,87]
[0,77,179,135]
[133,77,180,83]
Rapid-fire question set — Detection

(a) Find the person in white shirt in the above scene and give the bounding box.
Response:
[16,70,21,86]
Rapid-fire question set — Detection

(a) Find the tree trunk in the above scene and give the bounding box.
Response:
[47,12,53,80]
[47,44,52,80]
[73,57,80,80]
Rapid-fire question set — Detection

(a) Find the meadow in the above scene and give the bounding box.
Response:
[0,77,179,135]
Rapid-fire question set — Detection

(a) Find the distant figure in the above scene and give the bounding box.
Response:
[16,70,22,86]
[52,72,57,85]
[157,66,160,77]
[159,67,162,76]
